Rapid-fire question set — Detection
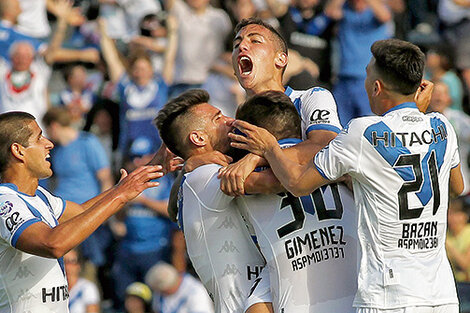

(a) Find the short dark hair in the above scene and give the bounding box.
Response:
[234,17,288,55]
[236,91,301,140]
[42,107,72,127]
[0,112,36,175]
[154,89,210,159]
[371,39,425,95]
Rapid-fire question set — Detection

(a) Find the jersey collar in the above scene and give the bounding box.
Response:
[382,102,418,116]
[284,86,293,97]
[278,138,302,146]
[0,183,38,197]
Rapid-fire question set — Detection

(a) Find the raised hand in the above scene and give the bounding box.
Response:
[229,120,278,157]
[218,154,262,196]
[414,79,434,113]
[115,165,163,202]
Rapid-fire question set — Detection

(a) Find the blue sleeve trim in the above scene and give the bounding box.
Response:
[11,218,41,247]
[451,163,460,169]
[306,124,341,135]
[313,159,330,180]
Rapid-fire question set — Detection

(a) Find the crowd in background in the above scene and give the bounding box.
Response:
[1,0,470,312]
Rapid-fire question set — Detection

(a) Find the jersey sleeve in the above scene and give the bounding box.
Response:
[184,164,234,212]
[444,116,461,169]
[37,186,66,220]
[300,87,342,137]
[0,195,42,248]
[313,119,362,180]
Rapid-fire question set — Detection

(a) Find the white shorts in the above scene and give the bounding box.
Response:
[356,304,459,313]
[244,267,272,312]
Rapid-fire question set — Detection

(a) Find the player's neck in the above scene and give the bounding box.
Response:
[379,95,415,115]
[247,80,285,97]
[2,168,38,196]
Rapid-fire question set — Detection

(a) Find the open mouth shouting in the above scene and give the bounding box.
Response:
[238,55,253,76]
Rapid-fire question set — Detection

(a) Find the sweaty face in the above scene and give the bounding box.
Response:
[194,103,234,154]
[23,121,54,179]
[232,24,283,92]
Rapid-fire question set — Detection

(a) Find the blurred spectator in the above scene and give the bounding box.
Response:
[65,248,101,313]
[60,64,97,126]
[164,0,232,98]
[119,0,163,38]
[202,39,245,118]
[268,0,340,88]
[99,0,130,41]
[332,0,392,126]
[42,107,116,294]
[125,282,154,313]
[429,81,470,195]
[84,98,121,173]
[17,0,84,40]
[425,46,463,111]
[130,13,172,75]
[0,41,52,130]
[145,262,214,313]
[111,137,176,310]
[99,16,177,152]
[0,0,46,60]
[438,0,470,109]
[446,198,470,312]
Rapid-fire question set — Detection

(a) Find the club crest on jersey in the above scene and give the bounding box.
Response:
[0,200,13,216]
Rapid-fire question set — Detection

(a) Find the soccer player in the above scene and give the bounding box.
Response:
[217,17,433,196]
[154,89,269,313]
[0,111,163,312]
[215,17,342,195]
[235,91,359,313]
[230,39,465,312]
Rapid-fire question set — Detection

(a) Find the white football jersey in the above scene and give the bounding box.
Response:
[314,102,460,309]
[0,184,69,313]
[178,164,265,313]
[0,58,51,130]
[285,86,343,139]
[238,139,359,313]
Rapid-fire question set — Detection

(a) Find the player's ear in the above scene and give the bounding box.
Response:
[188,131,207,148]
[10,143,26,161]
[275,51,288,69]
[373,80,383,97]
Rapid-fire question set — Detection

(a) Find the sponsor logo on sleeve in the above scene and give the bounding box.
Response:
[0,201,13,216]
[5,212,23,233]
[310,109,331,124]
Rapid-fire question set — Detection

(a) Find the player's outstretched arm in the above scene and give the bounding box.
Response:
[15,165,163,259]
[230,120,330,196]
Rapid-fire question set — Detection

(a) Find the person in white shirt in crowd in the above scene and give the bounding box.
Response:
[145,262,214,313]
[65,248,100,313]
[16,0,84,40]
[163,0,232,98]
